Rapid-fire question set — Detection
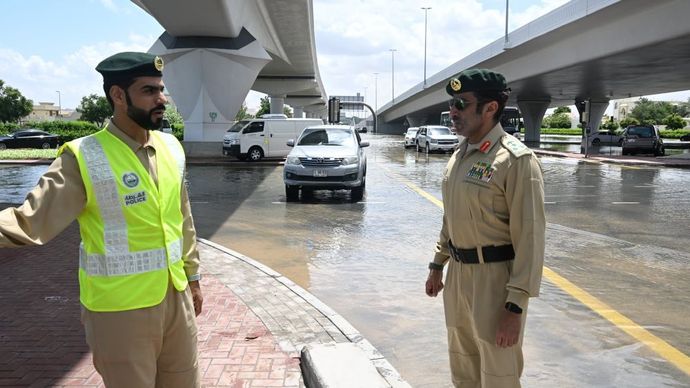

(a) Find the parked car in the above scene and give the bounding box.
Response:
[415,125,458,153]
[0,129,60,150]
[404,127,419,148]
[587,130,623,146]
[222,118,322,161]
[621,125,665,156]
[284,125,369,202]
[680,133,690,142]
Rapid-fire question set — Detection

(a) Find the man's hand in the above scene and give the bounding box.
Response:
[495,309,521,347]
[425,269,444,297]
[189,280,203,316]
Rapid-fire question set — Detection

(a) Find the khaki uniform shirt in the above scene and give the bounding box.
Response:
[433,123,545,308]
[0,121,200,280]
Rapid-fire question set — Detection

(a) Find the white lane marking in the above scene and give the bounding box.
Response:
[544,201,557,204]
[611,201,640,205]
[191,201,209,204]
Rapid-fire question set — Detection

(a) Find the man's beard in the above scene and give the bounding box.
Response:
[125,92,165,130]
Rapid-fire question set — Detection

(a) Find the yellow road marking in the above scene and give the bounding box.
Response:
[543,268,690,376]
[388,167,690,376]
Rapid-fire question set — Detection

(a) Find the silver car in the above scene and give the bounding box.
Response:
[404,127,419,147]
[415,125,458,153]
[284,125,369,202]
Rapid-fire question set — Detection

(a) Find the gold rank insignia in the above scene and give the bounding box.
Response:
[450,78,462,92]
[154,56,164,71]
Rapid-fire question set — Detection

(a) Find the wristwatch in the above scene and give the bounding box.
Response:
[505,302,523,314]
[428,262,444,271]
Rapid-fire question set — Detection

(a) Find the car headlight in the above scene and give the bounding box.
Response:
[342,156,359,165]
[286,156,301,165]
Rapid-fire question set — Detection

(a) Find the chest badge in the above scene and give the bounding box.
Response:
[122,172,140,188]
[466,161,495,183]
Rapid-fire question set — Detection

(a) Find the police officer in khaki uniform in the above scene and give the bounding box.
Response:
[425,69,545,388]
[0,52,203,387]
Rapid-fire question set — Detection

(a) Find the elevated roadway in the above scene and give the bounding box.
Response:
[132,0,327,150]
[378,0,690,140]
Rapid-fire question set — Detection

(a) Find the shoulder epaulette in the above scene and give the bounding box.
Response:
[500,135,531,158]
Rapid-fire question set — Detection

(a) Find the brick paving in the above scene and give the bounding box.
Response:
[0,210,408,388]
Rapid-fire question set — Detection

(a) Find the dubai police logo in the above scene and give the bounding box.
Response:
[122,172,140,188]
[450,78,462,92]
[154,56,164,71]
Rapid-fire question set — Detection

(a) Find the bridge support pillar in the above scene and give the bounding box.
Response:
[517,99,550,142]
[293,106,304,118]
[270,96,286,114]
[149,36,271,151]
[576,99,609,133]
[405,115,425,128]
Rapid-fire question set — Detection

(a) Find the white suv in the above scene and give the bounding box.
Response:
[415,125,458,153]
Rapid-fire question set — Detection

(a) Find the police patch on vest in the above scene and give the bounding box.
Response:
[122,172,139,188]
[124,191,147,206]
[466,161,495,183]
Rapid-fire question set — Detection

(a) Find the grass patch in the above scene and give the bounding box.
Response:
[0,149,58,160]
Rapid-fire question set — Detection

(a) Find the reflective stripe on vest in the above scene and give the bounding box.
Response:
[76,135,182,276]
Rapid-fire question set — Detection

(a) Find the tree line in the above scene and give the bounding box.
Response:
[543,99,690,130]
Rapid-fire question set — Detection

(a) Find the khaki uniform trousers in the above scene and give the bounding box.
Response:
[82,282,200,388]
[443,259,528,388]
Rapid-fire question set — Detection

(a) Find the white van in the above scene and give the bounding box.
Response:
[223,118,323,161]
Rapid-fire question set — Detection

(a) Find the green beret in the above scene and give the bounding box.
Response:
[96,52,164,81]
[445,68,507,96]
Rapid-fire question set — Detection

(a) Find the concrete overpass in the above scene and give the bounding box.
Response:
[378,0,690,141]
[132,0,327,150]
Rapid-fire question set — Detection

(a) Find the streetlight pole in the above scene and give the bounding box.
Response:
[421,7,431,87]
[504,0,510,48]
[373,72,378,114]
[55,90,61,120]
[389,48,397,103]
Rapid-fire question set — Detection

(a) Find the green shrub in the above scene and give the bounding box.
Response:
[660,129,690,139]
[545,113,571,129]
[664,114,686,130]
[19,120,101,143]
[620,117,639,128]
[0,122,20,133]
[600,118,619,130]
[172,123,184,141]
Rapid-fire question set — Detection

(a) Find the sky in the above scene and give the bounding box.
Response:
[1,0,689,114]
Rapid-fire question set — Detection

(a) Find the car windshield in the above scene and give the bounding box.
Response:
[627,126,654,138]
[298,128,355,146]
[227,120,250,132]
[406,128,418,135]
[428,127,451,136]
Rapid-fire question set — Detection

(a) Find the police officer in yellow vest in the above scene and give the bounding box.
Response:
[0,52,203,387]
[425,69,545,388]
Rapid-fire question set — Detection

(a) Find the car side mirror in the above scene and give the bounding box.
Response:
[286,139,294,147]
[359,141,370,148]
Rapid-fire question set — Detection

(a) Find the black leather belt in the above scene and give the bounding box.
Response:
[449,241,514,264]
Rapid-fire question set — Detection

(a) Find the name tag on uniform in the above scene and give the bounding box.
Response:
[466,161,495,183]
[124,191,147,206]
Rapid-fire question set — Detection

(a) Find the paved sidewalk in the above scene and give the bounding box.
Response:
[0,217,408,387]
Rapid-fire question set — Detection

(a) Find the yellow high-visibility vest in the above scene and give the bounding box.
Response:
[60,128,188,312]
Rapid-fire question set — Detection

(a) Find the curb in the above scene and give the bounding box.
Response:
[532,149,690,168]
[197,238,412,388]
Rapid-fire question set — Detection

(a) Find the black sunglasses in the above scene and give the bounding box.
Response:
[448,97,477,111]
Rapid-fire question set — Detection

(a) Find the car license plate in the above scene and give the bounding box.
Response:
[627,139,636,142]
[313,170,328,177]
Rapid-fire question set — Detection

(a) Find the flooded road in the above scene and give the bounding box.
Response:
[182,135,690,387]
[1,137,688,387]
